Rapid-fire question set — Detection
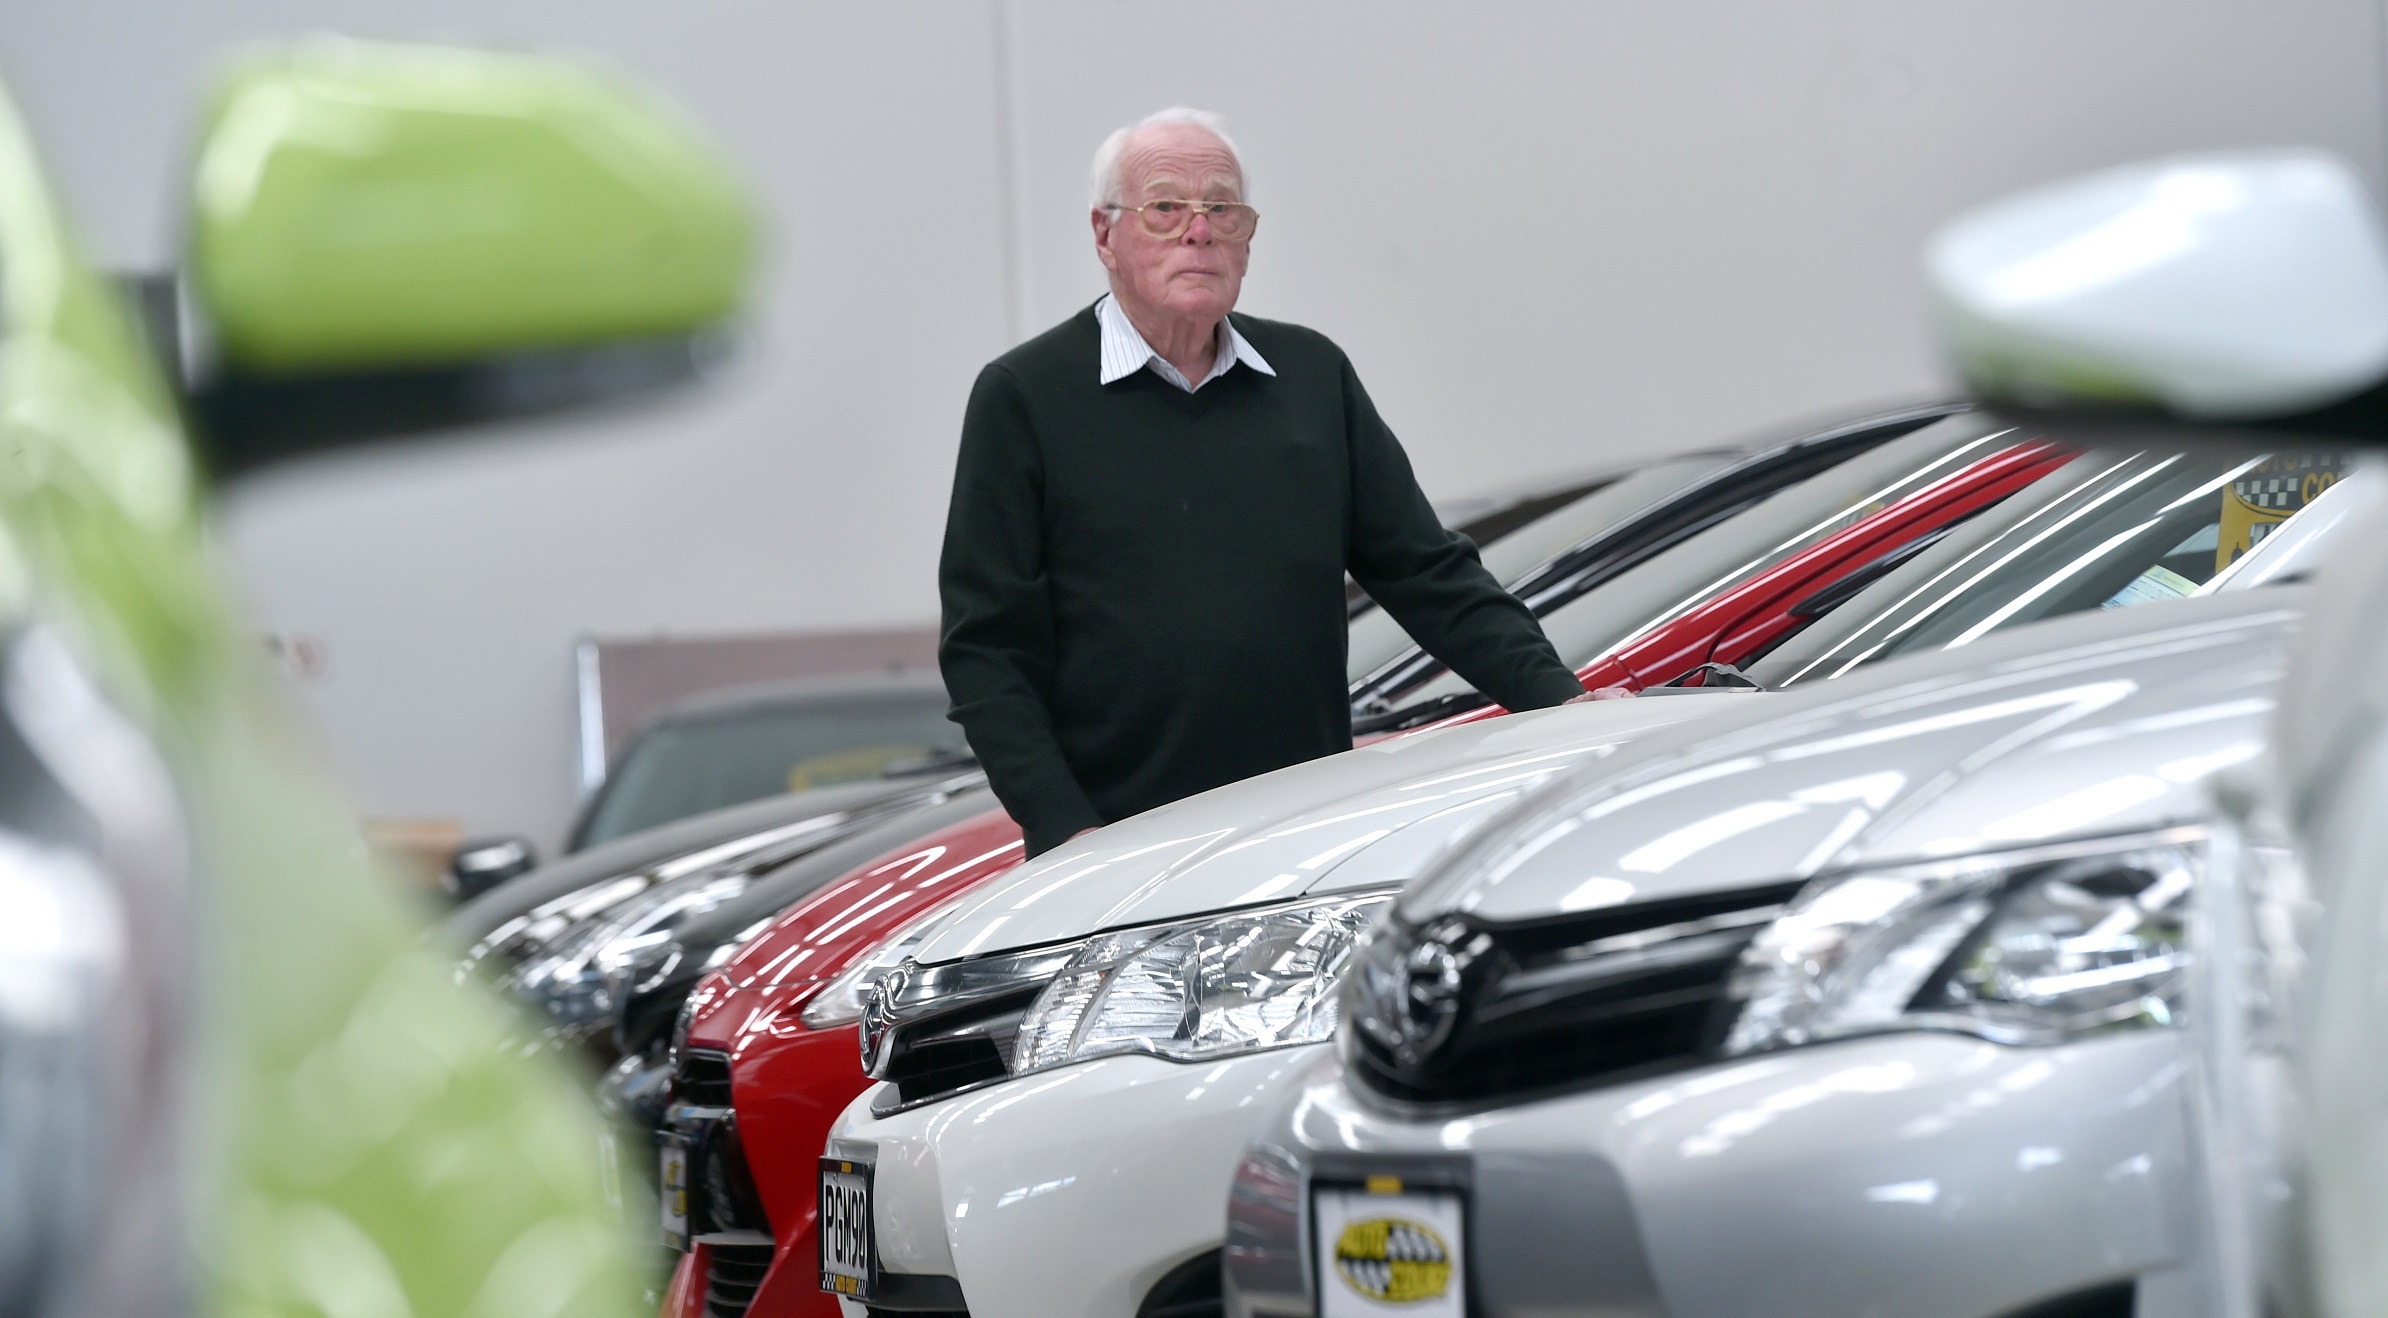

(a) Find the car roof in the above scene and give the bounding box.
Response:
[648,669,949,724]
[1429,398,1966,530]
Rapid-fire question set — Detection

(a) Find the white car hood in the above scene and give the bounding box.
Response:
[911,697,1733,964]
[1405,590,2296,924]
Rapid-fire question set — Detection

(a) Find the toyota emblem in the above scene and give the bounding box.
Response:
[1389,924,1475,1068]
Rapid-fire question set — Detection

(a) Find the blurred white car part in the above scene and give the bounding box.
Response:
[1931,151,2388,419]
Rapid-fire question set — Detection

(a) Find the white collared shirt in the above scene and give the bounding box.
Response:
[1096,293,1276,392]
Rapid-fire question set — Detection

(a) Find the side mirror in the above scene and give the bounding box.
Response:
[444,835,538,903]
[182,39,756,476]
[1928,151,2388,431]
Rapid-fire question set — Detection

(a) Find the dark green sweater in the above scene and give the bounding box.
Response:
[938,305,1584,855]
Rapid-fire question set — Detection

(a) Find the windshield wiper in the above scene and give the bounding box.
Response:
[881,748,980,778]
[1650,662,1767,692]
[1350,690,1494,737]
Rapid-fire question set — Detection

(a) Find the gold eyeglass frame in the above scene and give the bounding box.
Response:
[1104,198,1260,241]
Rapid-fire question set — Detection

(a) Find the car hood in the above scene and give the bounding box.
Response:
[673,789,1001,950]
[1404,589,2297,925]
[610,788,1007,1056]
[442,770,984,947]
[910,696,1736,965]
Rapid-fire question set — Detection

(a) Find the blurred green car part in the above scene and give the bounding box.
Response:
[0,38,754,1318]
[194,41,751,374]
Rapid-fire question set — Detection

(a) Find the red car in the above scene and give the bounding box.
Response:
[659,425,2075,1318]
[661,807,1027,1318]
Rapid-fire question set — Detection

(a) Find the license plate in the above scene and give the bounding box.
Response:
[659,1140,691,1252]
[1313,1178,1467,1318]
[818,1157,876,1299]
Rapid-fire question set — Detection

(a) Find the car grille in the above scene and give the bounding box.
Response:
[879,990,1040,1107]
[697,1123,770,1237]
[1348,881,1803,1107]
[663,1049,770,1252]
[675,1048,734,1108]
[703,1243,774,1318]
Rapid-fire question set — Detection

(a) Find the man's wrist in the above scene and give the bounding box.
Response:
[1525,668,1592,709]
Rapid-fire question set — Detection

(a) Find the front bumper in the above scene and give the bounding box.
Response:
[829,1044,1332,1317]
[1227,1032,2202,1318]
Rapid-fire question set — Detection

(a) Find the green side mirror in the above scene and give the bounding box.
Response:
[184,39,756,474]
[1928,151,2388,435]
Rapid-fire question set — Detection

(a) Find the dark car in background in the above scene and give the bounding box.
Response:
[570,672,965,850]
[447,673,968,898]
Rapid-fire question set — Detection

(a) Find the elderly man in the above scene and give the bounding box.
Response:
[939,107,1586,856]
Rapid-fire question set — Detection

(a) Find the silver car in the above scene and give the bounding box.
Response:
[1226,583,2306,1318]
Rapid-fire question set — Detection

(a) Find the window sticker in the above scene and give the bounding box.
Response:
[2218,456,2344,572]
[2103,564,2200,610]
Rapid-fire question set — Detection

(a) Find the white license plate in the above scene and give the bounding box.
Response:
[818,1158,875,1298]
[659,1140,690,1252]
[1313,1178,1467,1318]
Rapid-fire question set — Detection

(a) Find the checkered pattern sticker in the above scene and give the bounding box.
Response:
[2220,454,2346,571]
[1314,1184,1466,1318]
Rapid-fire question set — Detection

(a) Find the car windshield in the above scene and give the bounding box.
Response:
[1344,453,1738,682]
[574,691,966,849]
[1370,412,2019,720]
[1753,446,2350,687]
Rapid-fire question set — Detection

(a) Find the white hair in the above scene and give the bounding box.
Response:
[1088,107,1246,210]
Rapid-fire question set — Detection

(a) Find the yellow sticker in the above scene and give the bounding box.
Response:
[788,744,921,792]
[1334,1216,1453,1304]
[1365,1175,1403,1195]
[2218,456,2344,572]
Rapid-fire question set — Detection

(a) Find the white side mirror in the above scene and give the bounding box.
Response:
[1929,151,2388,420]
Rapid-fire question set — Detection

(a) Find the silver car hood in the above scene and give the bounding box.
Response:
[911,697,1733,965]
[1406,590,2296,925]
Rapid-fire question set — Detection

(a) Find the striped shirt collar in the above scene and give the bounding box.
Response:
[1095,293,1276,392]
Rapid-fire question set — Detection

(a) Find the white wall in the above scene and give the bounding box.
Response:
[4,1,2381,850]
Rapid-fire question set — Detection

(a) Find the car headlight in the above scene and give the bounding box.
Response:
[461,811,865,984]
[1009,891,1394,1074]
[799,906,960,1031]
[463,874,655,981]
[505,871,752,1034]
[1725,828,2198,1054]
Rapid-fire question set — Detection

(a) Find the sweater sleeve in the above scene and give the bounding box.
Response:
[1338,356,1587,712]
[938,364,1109,854]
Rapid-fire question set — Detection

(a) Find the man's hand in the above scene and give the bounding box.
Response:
[1564,686,1636,704]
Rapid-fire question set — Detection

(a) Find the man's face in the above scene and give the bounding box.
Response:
[1093,123,1250,325]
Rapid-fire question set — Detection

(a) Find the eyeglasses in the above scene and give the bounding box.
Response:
[1105,198,1259,242]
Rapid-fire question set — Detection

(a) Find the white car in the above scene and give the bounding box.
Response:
[822,447,2350,1318]
[835,689,1726,1316]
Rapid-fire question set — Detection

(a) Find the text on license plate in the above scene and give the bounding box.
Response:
[818,1159,874,1297]
[659,1142,689,1252]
